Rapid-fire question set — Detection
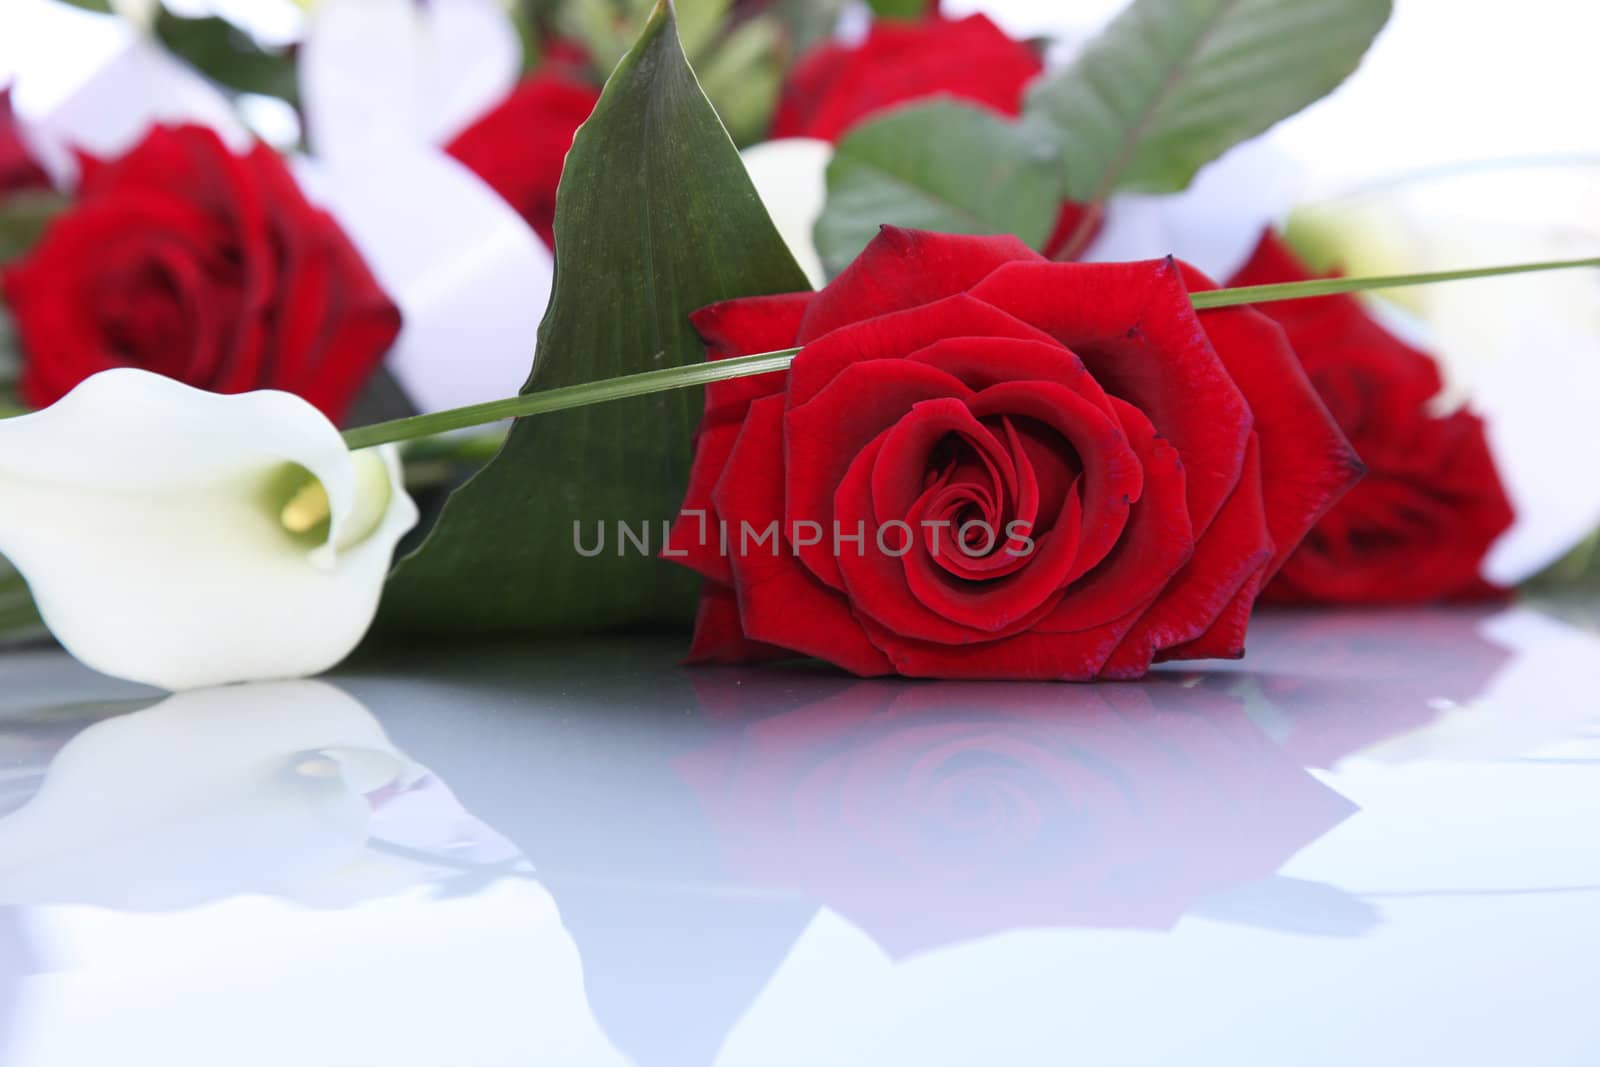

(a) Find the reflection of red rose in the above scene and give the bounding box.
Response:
[677,677,1355,956]
[668,227,1360,679]
[446,47,600,251]
[771,14,1042,142]
[1232,233,1515,604]
[2,125,400,422]
[1248,606,1512,767]
[0,88,48,198]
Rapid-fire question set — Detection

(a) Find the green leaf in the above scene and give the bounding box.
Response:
[154,11,299,104]
[1026,0,1390,201]
[377,0,809,636]
[866,0,928,17]
[696,16,784,145]
[0,191,69,266]
[815,100,1061,277]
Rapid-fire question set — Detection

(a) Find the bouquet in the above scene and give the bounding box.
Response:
[0,0,1596,692]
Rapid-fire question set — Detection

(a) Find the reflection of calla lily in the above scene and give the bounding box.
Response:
[677,678,1355,957]
[0,370,417,690]
[0,680,516,909]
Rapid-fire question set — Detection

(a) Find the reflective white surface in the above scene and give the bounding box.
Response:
[1,601,1598,1066]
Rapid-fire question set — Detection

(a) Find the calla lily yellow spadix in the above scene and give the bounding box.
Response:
[0,370,417,691]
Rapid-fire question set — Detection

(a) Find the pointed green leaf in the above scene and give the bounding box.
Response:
[1027,0,1390,200]
[815,100,1061,277]
[377,0,809,635]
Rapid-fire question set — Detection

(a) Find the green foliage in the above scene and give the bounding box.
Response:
[562,0,784,143]
[154,10,299,105]
[0,192,69,267]
[866,0,927,17]
[815,101,1061,277]
[1026,0,1391,200]
[377,0,809,636]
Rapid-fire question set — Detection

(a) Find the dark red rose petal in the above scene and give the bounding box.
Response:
[799,227,1041,343]
[970,258,1254,537]
[787,358,973,590]
[1104,435,1273,675]
[771,14,1043,143]
[686,580,793,665]
[713,394,893,675]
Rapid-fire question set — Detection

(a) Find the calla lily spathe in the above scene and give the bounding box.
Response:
[0,370,418,691]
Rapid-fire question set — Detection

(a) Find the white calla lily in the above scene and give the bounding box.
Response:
[743,138,832,289]
[294,149,556,414]
[0,370,418,691]
[300,0,520,163]
[295,0,551,413]
[1,0,249,186]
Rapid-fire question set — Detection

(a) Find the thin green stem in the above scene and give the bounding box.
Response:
[342,255,1600,450]
[343,349,799,450]
[1189,255,1600,309]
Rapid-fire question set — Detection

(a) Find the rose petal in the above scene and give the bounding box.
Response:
[971,258,1254,536]
[787,359,972,591]
[798,226,1042,342]
[714,395,892,676]
[1105,434,1273,675]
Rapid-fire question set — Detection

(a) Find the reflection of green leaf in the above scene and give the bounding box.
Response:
[378,1,808,635]
[154,11,299,104]
[816,100,1060,276]
[1026,0,1390,200]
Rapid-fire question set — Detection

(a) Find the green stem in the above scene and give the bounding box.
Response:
[342,255,1600,450]
[343,349,798,450]
[1188,255,1600,309]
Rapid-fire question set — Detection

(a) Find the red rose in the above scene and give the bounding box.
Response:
[1231,233,1515,604]
[677,676,1356,955]
[666,228,1362,680]
[0,87,49,198]
[1,125,400,422]
[446,53,600,251]
[770,14,1043,142]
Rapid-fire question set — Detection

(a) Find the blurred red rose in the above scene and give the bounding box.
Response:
[0,87,49,198]
[767,13,1097,257]
[1,125,400,422]
[1232,233,1515,604]
[666,228,1361,680]
[677,676,1356,956]
[770,14,1042,142]
[446,48,600,251]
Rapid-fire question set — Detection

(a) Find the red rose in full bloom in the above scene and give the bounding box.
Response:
[1,125,400,422]
[446,49,601,251]
[666,228,1362,680]
[0,87,49,198]
[676,676,1356,955]
[770,14,1043,142]
[1231,233,1515,604]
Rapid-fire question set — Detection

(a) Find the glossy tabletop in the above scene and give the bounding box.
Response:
[1,601,1598,1066]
